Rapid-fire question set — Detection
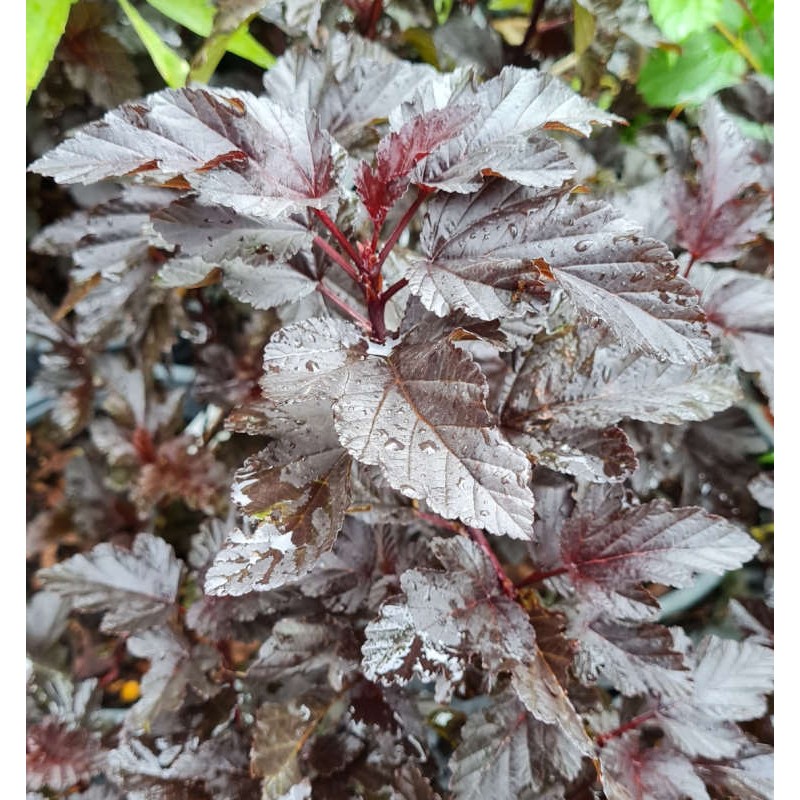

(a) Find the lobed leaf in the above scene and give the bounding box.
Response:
[668,98,772,263]
[408,181,710,363]
[28,88,346,218]
[37,533,182,634]
[332,335,535,538]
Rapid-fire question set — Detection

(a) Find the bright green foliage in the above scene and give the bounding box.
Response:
[648,0,723,42]
[118,0,189,87]
[638,29,746,107]
[146,0,274,69]
[639,0,772,107]
[26,0,77,102]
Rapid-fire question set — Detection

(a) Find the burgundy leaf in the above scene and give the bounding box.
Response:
[229,400,352,582]
[355,106,476,226]
[249,616,360,690]
[668,98,772,263]
[574,619,691,698]
[263,33,441,148]
[600,732,709,800]
[449,690,588,799]
[251,690,335,799]
[408,181,709,363]
[559,497,759,616]
[401,537,536,672]
[29,89,346,217]
[124,627,218,734]
[403,66,621,193]
[27,718,102,792]
[689,263,773,410]
[332,334,535,538]
[656,635,774,758]
[36,532,182,634]
[694,745,774,800]
[58,0,141,108]
[152,198,317,309]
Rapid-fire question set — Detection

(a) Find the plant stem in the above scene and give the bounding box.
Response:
[596,710,658,747]
[515,565,569,589]
[313,236,361,283]
[380,277,408,304]
[467,527,518,601]
[374,187,432,274]
[683,253,697,278]
[365,0,383,39]
[317,282,372,332]
[516,0,548,58]
[311,208,363,270]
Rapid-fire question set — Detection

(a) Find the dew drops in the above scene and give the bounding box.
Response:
[508,223,519,238]
[305,360,319,372]
[384,437,405,452]
[419,440,438,453]
[574,240,592,252]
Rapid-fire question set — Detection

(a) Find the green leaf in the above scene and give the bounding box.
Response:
[434,0,454,24]
[26,0,77,102]
[488,0,532,12]
[572,1,596,56]
[145,0,273,69]
[648,0,723,42]
[118,0,189,87]
[638,29,747,107]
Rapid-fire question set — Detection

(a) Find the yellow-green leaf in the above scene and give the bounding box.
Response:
[118,0,189,88]
[26,0,77,102]
[146,0,273,69]
[572,1,596,56]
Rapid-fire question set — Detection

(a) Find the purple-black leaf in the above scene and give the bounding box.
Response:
[408,181,710,363]
[449,690,588,799]
[689,263,774,410]
[600,732,710,800]
[668,98,772,264]
[36,533,182,634]
[332,334,535,538]
[29,88,346,217]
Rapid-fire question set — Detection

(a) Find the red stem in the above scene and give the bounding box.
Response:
[467,527,518,601]
[380,277,408,304]
[596,710,658,747]
[365,0,383,39]
[374,187,432,274]
[683,253,697,278]
[313,235,361,283]
[515,565,569,589]
[311,208,363,270]
[317,282,372,332]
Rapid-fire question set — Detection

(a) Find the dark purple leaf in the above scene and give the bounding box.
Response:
[124,627,218,735]
[29,89,346,217]
[449,690,588,799]
[558,496,759,616]
[668,98,772,263]
[332,334,535,538]
[408,181,710,363]
[574,619,691,698]
[27,718,102,792]
[249,616,360,690]
[694,745,773,800]
[251,690,335,799]
[600,732,709,800]
[690,263,773,410]
[36,533,182,634]
[355,106,475,226]
[657,635,774,758]
[263,33,441,148]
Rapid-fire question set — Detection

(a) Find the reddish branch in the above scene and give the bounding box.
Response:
[515,565,569,588]
[595,710,659,747]
[374,187,433,274]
